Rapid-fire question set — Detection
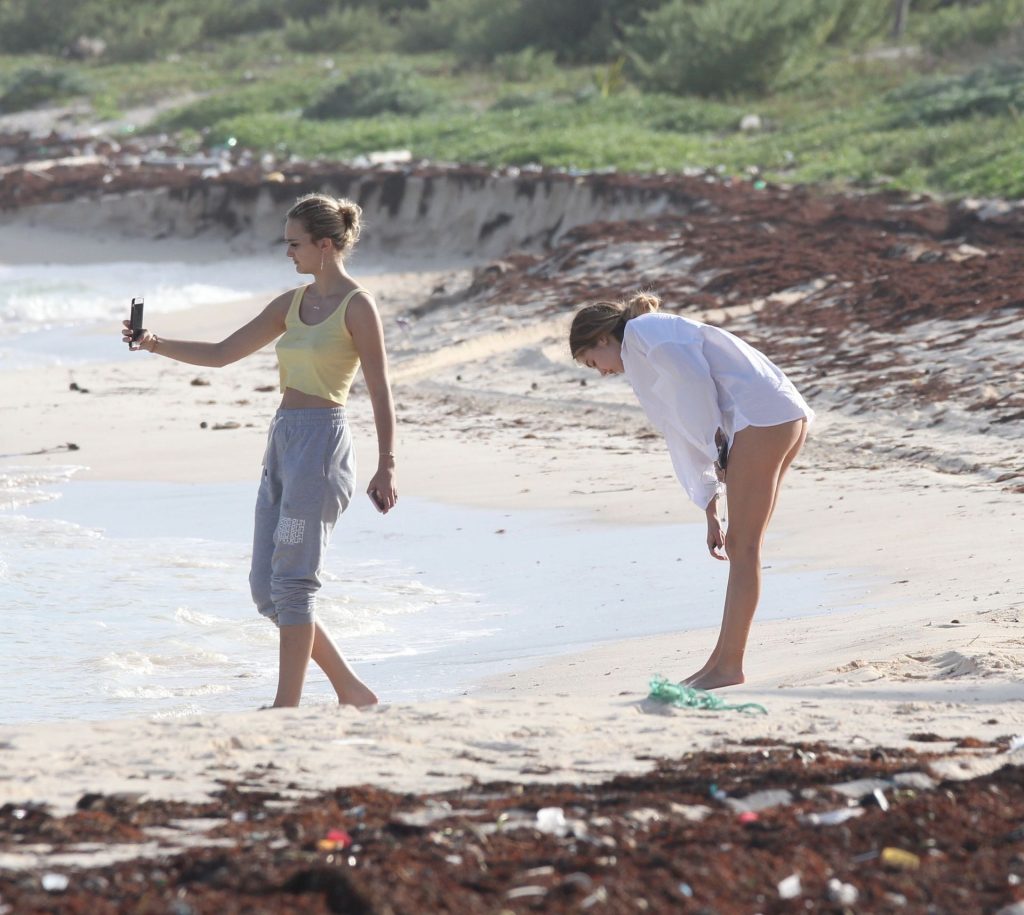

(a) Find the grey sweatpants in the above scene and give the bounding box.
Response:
[249,407,356,628]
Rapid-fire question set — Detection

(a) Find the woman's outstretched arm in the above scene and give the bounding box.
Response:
[122,292,292,367]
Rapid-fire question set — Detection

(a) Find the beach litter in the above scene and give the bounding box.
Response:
[881,846,922,870]
[40,873,68,893]
[777,873,802,899]
[647,675,768,714]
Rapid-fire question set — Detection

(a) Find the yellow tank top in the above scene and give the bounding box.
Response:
[276,285,366,406]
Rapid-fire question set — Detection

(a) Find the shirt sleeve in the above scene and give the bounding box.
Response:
[636,340,725,510]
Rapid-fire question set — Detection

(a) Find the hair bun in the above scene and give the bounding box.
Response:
[622,292,660,320]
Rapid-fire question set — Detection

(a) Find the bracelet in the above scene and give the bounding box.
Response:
[379,451,395,458]
[149,334,160,353]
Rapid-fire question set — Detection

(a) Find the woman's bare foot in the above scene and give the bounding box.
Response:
[686,667,745,691]
[682,652,721,685]
[338,680,379,708]
[682,665,712,686]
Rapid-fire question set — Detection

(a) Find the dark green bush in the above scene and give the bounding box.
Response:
[154,80,317,132]
[623,0,887,98]
[303,62,442,120]
[913,0,1024,54]
[201,0,285,39]
[283,7,399,53]
[626,0,812,96]
[0,66,92,112]
[490,91,550,111]
[83,5,203,62]
[493,48,558,82]
[885,61,1024,126]
[396,0,661,63]
[0,0,81,54]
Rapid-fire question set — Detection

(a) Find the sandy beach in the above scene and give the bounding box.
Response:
[3,209,1023,780]
[1,163,1023,910]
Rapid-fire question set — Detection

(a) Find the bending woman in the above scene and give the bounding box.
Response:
[570,292,813,690]
[122,193,396,709]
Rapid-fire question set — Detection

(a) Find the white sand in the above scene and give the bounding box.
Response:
[1,228,1022,823]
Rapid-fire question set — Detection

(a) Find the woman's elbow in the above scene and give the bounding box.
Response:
[211,343,243,368]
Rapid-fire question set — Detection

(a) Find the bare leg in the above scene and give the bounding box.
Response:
[685,420,807,690]
[312,622,378,707]
[273,622,316,707]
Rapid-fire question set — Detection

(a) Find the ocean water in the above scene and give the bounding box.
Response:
[0,249,867,723]
[0,255,298,368]
[0,465,865,724]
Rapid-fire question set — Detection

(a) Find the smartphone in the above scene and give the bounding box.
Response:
[716,437,729,471]
[128,296,144,349]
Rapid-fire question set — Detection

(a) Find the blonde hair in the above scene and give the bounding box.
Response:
[569,291,660,359]
[287,193,362,256]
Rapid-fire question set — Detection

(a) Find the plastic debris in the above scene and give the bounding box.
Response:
[862,787,890,811]
[881,847,921,870]
[317,828,353,852]
[831,777,892,800]
[41,874,69,893]
[799,807,864,826]
[648,676,767,714]
[626,808,662,826]
[893,771,937,791]
[507,885,547,899]
[777,873,802,899]
[535,807,569,836]
[669,802,713,822]
[827,878,859,905]
[726,789,793,814]
[678,882,694,897]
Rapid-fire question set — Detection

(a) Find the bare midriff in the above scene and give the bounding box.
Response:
[280,387,344,410]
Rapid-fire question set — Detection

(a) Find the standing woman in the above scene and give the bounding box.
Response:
[123,193,396,709]
[570,292,813,690]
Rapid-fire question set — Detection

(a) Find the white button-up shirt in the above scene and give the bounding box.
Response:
[621,313,814,510]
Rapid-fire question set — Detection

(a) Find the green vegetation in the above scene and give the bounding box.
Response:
[0,0,1023,199]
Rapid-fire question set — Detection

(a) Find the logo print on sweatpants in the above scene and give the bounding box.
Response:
[275,517,306,545]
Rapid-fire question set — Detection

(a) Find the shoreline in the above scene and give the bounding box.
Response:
[1,222,1022,832]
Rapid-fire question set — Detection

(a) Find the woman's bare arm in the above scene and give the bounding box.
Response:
[123,292,292,367]
[346,293,397,511]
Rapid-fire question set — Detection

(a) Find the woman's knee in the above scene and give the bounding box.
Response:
[725,531,762,562]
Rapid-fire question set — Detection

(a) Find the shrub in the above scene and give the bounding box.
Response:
[397,0,661,64]
[93,6,204,62]
[494,48,558,83]
[914,0,1024,55]
[283,7,398,53]
[884,61,1024,127]
[395,0,476,52]
[623,0,875,97]
[154,80,316,133]
[201,0,285,39]
[490,91,549,111]
[303,62,442,120]
[0,66,91,112]
[0,0,81,54]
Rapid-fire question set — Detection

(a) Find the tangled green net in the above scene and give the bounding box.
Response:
[648,675,767,715]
